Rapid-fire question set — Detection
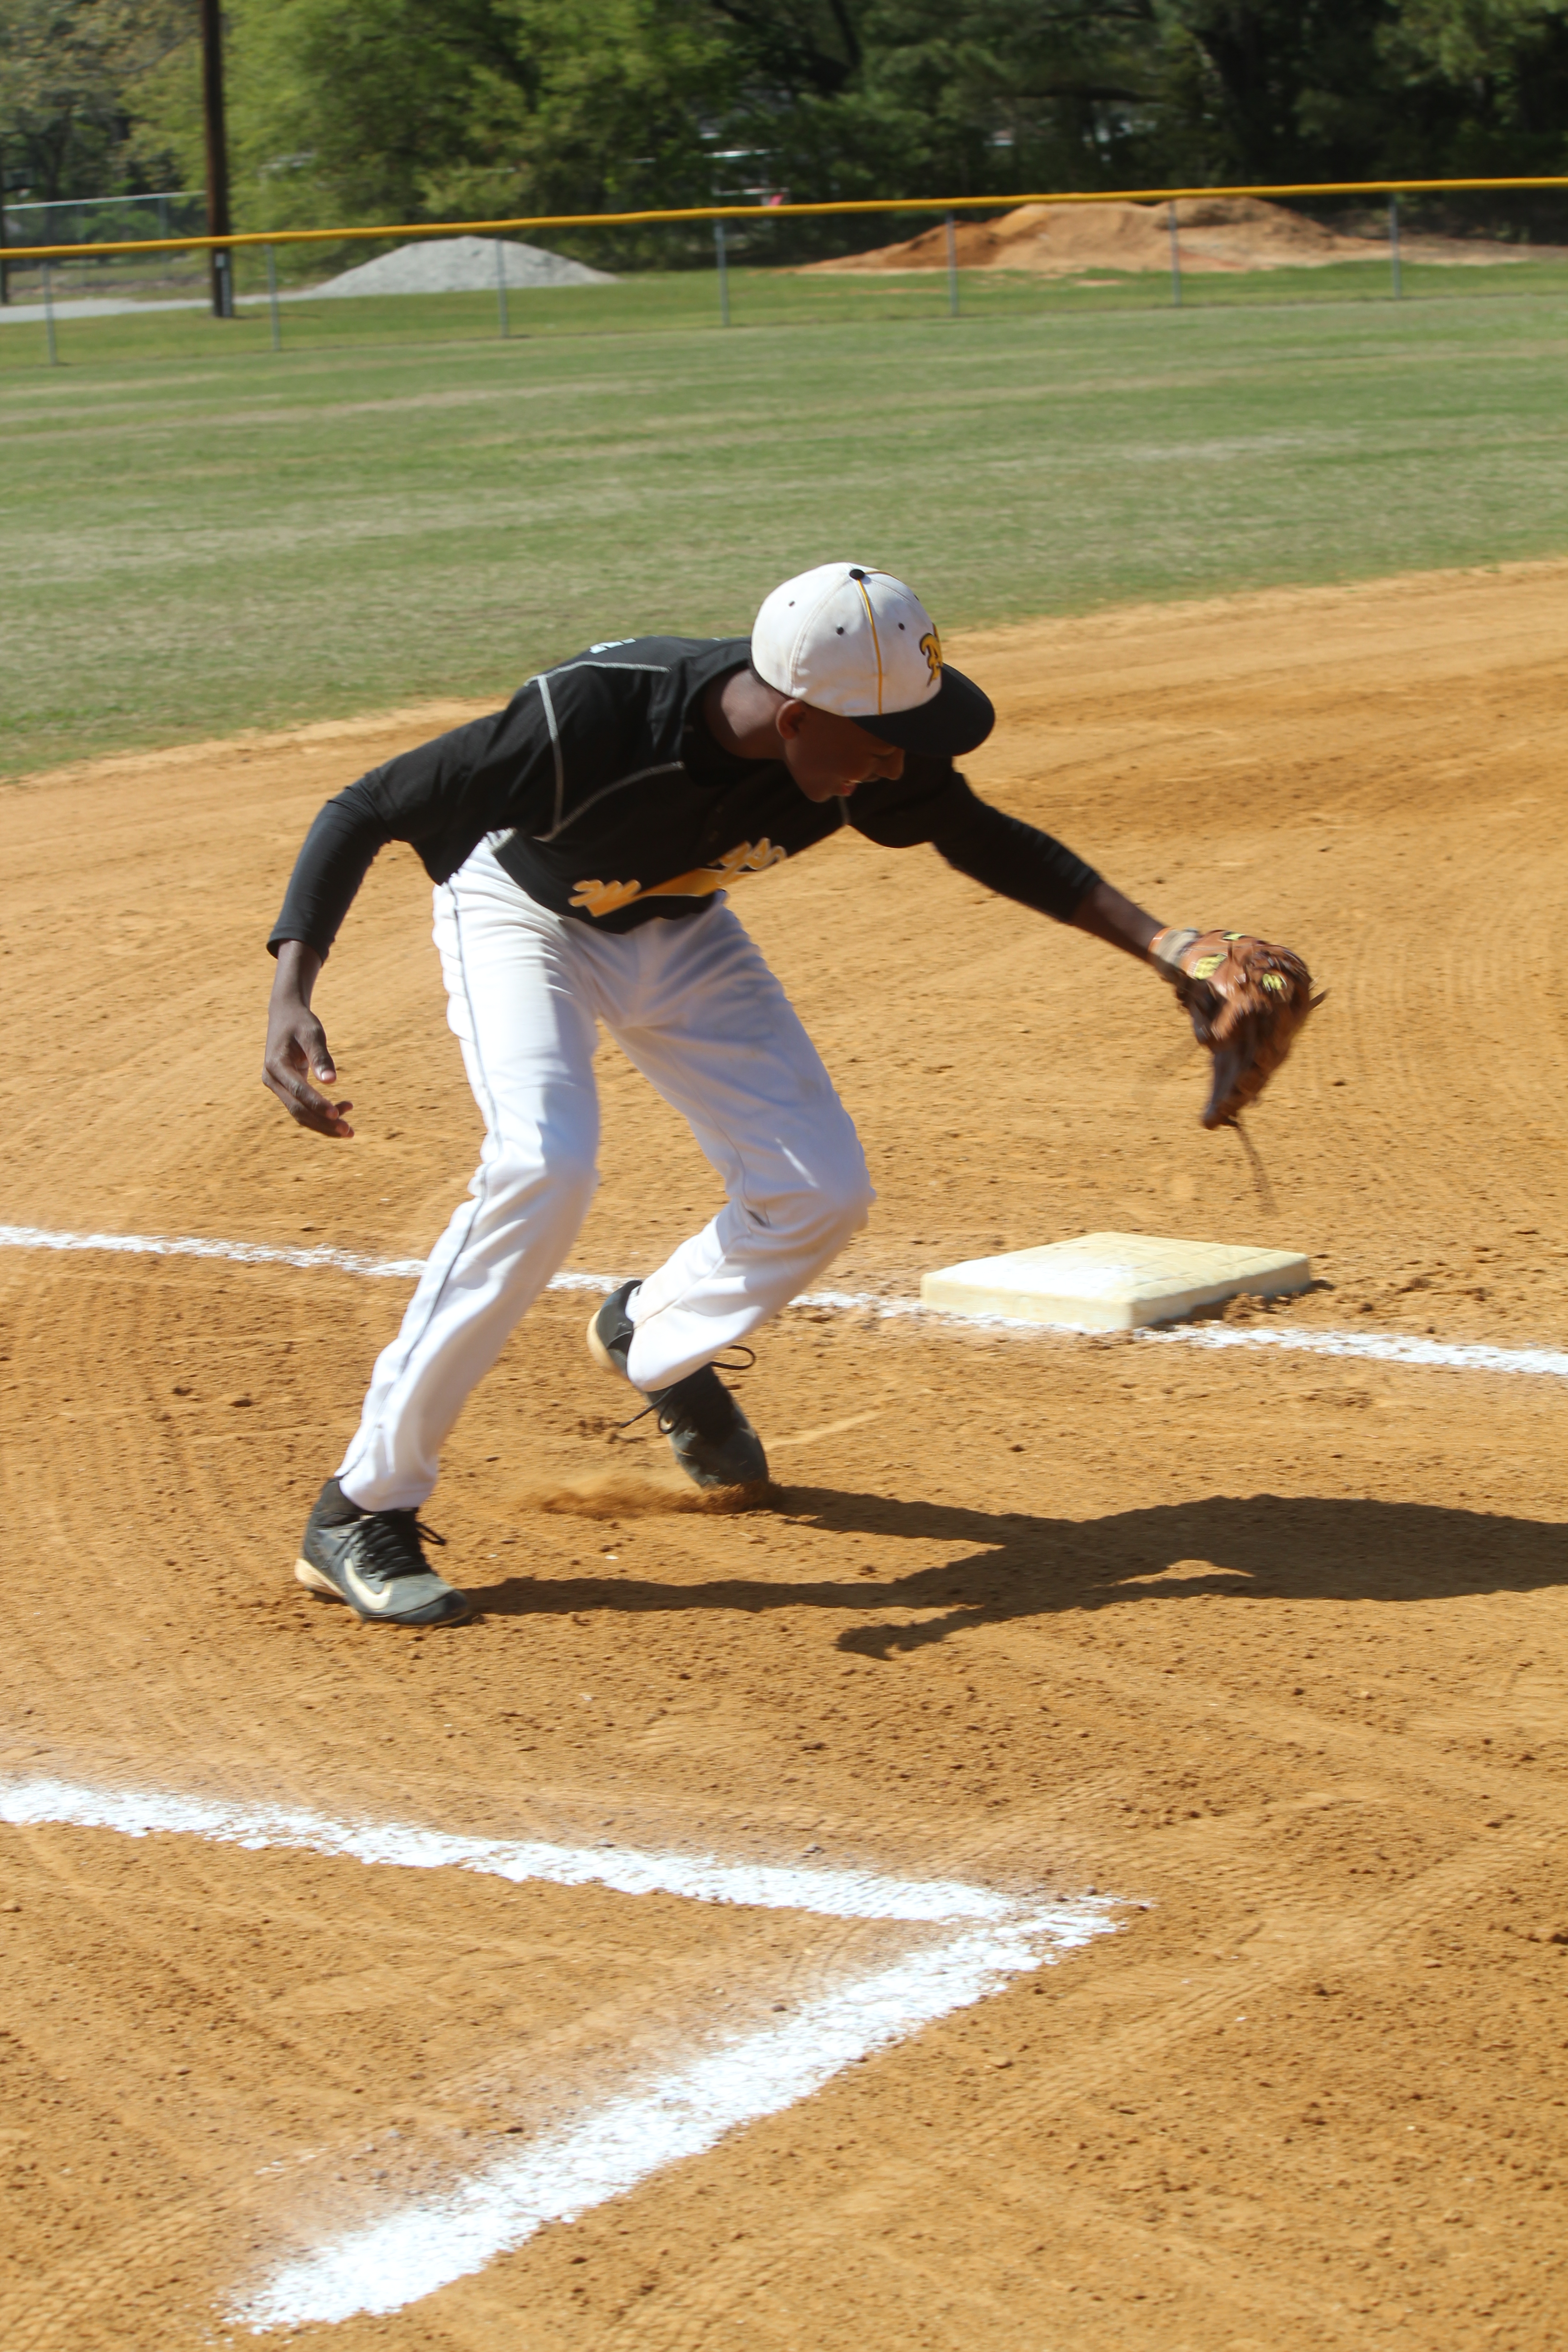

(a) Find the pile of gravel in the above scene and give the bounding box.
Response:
[303,235,615,298]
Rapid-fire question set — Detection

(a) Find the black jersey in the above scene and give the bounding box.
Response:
[268,635,1099,958]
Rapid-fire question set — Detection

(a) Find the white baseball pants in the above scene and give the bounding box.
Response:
[337,839,873,1512]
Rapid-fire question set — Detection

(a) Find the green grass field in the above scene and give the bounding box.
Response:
[5,263,1567,778]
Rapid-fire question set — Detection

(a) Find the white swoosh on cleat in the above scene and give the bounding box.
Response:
[341,1561,410,1614]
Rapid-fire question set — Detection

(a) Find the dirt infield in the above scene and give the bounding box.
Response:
[2,563,1567,2348]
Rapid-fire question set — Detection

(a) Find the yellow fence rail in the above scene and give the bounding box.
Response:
[5,174,1568,265]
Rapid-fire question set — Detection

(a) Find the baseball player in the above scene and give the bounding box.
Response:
[264,562,1311,1627]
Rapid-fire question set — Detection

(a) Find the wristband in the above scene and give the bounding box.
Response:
[1148,925,1202,984]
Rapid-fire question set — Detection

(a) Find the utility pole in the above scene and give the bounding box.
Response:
[199,0,233,317]
[0,144,9,306]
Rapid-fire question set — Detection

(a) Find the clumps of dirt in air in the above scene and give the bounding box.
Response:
[516,1473,773,1520]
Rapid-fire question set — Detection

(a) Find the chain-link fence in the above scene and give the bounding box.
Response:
[5,180,1567,370]
[2,192,208,304]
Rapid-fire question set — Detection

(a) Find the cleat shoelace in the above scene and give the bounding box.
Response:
[352,1510,446,1586]
[617,1348,756,1439]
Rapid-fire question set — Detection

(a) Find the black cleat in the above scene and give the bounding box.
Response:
[293,1477,470,1626]
[587,1280,769,1490]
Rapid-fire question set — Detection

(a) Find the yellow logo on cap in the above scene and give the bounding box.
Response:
[919,630,942,682]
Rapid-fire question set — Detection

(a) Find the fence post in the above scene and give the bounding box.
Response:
[495,237,509,339]
[43,260,57,365]
[714,217,730,326]
[946,211,959,317]
[1168,200,1182,307]
[1389,191,1402,299]
[266,241,280,351]
[199,0,233,318]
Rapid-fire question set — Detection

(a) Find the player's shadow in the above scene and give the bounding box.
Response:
[466,1486,1568,1657]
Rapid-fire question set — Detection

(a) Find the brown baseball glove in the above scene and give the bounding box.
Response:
[1150,927,1319,1130]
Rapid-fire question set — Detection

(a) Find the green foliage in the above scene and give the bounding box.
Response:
[0,0,189,201]
[126,0,741,266]
[1142,1,1394,181]
[3,0,1568,249]
[425,1,740,255]
[724,0,1163,232]
[1380,0,1568,178]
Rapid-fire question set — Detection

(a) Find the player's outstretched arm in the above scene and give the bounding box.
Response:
[264,941,355,1139]
[926,790,1314,1123]
[1068,878,1165,962]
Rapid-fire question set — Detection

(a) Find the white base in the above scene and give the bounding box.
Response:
[920,1231,1311,1333]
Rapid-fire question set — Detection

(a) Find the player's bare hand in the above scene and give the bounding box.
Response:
[264,943,355,1138]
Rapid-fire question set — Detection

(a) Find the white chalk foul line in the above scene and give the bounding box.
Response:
[5,1220,1564,1381]
[1134,1318,1568,1378]
[0,1221,430,1281]
[240,1911,1088,2330]
[0,1774,1018,1925]
[0,1774,1112,2331]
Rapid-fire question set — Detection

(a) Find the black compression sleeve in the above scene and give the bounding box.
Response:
[268,780,395,960]
[934,796,1100,924]
[265,703,530,959]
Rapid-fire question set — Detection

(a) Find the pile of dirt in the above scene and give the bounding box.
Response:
[304,234,615,297]
[806,195,1536,275]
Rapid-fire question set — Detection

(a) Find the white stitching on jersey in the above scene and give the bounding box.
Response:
[535,673,566,835]
[536,761,687,844]
[549,659,672,675]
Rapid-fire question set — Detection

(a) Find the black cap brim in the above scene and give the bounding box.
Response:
[849,663,995,759]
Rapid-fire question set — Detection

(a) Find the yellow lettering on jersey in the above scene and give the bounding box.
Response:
[567,878,645,917]
[570,839,789,920]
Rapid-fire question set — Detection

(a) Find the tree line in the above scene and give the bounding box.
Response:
[5,0,1568,260]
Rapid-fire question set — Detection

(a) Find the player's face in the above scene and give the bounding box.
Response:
[776,701,906,801]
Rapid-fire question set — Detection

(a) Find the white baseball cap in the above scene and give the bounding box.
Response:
[751,563,994,757]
